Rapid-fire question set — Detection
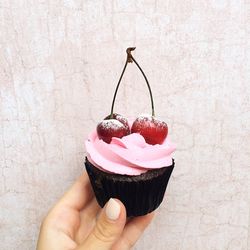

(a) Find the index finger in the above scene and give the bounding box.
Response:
[56,171,94,211]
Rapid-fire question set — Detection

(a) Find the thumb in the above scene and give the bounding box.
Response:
[78,198,126,250]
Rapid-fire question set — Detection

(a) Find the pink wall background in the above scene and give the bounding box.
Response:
[1,0,250,249]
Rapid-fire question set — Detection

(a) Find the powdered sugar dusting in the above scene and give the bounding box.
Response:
[115,114,129,126]
[98,119,124,130]
[136,114,153,122]
[135,115,167,128]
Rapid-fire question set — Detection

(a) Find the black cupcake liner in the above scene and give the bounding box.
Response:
[85,158,175,217]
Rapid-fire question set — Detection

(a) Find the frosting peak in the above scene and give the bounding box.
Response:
[85,131,176,175]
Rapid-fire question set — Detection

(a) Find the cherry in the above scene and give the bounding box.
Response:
[131,115,168,145]
[97,115,130,143]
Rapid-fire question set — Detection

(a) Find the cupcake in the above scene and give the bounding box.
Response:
[85,48,175,217]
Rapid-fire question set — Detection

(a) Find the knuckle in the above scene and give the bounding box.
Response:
[126,239,135,249]
[93,221,116,243]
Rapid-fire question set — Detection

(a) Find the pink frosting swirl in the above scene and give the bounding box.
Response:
[85,130,176,176]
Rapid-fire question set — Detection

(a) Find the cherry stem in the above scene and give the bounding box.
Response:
[130,54,155,117]
[110,59,128,118]
[110,47,155,117]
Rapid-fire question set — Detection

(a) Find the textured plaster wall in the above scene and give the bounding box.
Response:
[0,0,250,249]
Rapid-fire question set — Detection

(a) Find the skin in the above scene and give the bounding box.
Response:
[37,171,154,250]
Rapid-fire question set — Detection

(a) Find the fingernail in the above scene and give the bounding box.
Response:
[105,198,120,221]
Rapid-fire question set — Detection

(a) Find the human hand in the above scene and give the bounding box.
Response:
[36,172,154,250]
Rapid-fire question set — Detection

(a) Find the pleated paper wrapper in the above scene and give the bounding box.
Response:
[85,158,175,217]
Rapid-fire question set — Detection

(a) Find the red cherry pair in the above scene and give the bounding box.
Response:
[97,113,168,145]
[97,48,168,145]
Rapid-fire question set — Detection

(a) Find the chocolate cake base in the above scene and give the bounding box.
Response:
[85,158,175,217]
